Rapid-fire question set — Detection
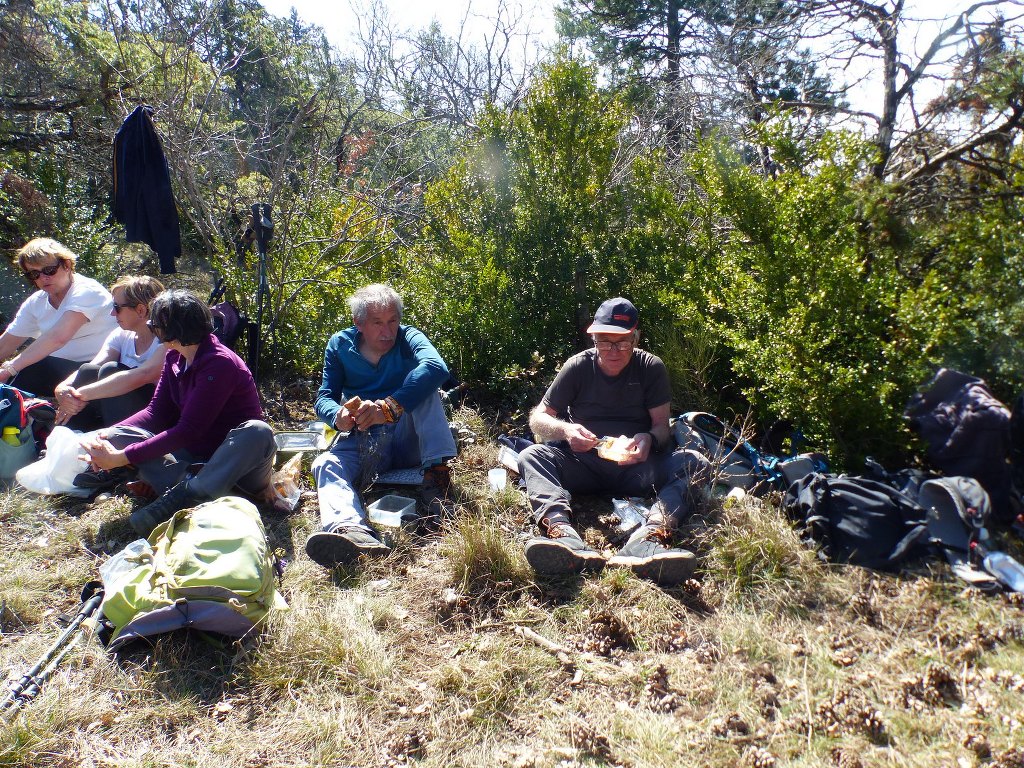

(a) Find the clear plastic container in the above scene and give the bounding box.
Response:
[367,495,416,527]
[302,421,328,437]
[274,431,328,452]
[497,445,520,473]
[487,467,507,491]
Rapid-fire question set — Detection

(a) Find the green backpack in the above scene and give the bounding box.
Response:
[100,496,288,650]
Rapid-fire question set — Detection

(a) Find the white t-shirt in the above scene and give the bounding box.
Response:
[7,274,120,362]
[103,328,163,369]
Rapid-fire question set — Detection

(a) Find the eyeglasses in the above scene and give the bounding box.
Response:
[146,321,165,339]
[593,339,634,352]
[24,263,62,281]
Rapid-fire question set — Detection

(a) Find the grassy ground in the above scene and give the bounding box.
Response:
[1,404,1024,768]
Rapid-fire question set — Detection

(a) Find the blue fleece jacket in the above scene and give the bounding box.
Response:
[314,325,449,427]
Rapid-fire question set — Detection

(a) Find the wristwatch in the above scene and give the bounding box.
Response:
[1,361,17,378]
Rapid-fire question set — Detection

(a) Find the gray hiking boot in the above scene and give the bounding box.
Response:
[524,522,605,575]
[608,524,696,586]
[129,479,208,537]
[305,526,390,568]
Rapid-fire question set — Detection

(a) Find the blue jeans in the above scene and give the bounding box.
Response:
[312,393,457,533]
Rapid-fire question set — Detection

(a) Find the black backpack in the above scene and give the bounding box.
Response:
[782,473,930,572]
[905,368,1013,524]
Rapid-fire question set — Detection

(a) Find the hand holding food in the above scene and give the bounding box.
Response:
[335,395,362,430]
[596,435,632,462]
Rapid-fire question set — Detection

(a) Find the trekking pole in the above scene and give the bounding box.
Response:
[208,276,228,306]
[0,588,104,719]
[250,203,273,385]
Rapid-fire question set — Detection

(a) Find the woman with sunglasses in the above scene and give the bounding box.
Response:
[53,275,165,430]
[0,238,118,396]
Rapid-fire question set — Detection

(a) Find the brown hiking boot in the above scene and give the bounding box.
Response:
[524,522,605,575]
[419,464,456,532]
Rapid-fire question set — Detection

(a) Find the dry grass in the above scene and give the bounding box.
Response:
[1,414,1024,767]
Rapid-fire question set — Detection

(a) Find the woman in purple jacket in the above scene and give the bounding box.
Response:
[82,290,277,535]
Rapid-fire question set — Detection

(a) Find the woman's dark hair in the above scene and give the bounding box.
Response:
[149,289,214,346]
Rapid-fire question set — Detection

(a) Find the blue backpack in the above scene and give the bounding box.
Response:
[673,411,827,493]
[0,384,30,432]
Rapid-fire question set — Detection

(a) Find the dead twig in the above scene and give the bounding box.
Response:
[513,624,572,665]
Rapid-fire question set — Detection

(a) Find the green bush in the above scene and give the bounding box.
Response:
[679,128,934,464]
[400,55,695,393]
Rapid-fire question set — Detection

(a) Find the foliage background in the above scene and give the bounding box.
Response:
[1,0,1023,467]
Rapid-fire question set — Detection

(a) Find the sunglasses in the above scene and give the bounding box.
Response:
[111,301,138,314]
[24,263,62,280]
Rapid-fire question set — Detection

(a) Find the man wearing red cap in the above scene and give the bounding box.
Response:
[518,297,709,586]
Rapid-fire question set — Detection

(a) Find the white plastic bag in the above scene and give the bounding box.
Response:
[16,426,91,496]
[99,538,150,590]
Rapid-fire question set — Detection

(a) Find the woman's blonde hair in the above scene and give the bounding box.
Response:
[110,275,165,314]
[17,237,78,272]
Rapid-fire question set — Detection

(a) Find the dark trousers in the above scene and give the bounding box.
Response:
[10,356,80,398]
[65,361,155,431]
[519,441,711,528]
[104,420,277,497]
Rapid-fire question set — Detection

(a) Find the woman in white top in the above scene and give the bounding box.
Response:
[55,275,166,429]
[0,238,118,396]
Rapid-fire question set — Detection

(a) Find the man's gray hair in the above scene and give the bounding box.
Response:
[349,283,404,325]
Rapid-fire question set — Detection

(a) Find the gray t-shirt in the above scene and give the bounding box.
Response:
[542,348,671,439]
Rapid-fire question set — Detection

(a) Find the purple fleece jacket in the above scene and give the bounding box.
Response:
[118,333,264,464]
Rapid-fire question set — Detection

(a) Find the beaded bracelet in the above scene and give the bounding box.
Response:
[385,396,404,420]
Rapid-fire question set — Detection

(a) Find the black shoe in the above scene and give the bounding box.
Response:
[129,480,208,537]
[305,527,390,568]
[608,525,696,586]
[524,522,605,575]
[73,466,136,490]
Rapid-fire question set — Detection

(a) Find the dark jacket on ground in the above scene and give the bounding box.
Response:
[905,368,1012,523]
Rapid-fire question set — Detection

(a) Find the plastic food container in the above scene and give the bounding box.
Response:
[274,431,328,452]
[496,445,520,473]
[367,495,416,527]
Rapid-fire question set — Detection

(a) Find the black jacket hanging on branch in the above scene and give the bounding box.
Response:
[111,105,180,274]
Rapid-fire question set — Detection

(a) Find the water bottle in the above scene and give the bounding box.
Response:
[2,426,20,446]
[982,550,1024,593]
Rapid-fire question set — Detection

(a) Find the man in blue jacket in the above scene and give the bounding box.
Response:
[305,284,458,569]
